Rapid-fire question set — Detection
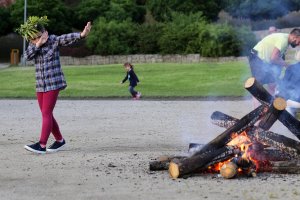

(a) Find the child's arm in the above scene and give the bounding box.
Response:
[121,73,128,83]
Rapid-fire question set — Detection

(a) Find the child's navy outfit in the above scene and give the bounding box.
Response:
[122,69,140,98]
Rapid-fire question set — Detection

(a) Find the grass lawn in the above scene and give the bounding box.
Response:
[0,62,252,98]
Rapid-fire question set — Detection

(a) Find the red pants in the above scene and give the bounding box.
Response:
[36,90,63,145]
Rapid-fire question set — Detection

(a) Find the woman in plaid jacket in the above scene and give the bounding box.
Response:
[19,18,91,154]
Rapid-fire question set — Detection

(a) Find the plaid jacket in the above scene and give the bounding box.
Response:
[25,33,81,92]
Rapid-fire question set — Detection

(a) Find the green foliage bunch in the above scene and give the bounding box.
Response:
[15,16,49,41]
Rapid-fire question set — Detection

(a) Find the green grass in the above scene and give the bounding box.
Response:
[0,62,252,98]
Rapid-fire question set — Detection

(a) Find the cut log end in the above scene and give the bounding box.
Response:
[244,77,255,89]
[273,97,287,111]
[169,162,180,179]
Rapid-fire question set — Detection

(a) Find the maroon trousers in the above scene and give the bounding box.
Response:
[36,90,63,146]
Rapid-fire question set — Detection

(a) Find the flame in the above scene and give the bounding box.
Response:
[227,131,251,146]
[207,131,271,174]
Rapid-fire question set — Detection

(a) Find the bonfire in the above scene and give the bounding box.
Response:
[149,77,300,179]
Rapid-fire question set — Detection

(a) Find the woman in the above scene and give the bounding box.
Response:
[17,16,92,154]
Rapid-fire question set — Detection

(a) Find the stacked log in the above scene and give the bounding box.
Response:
[149,77,300,179]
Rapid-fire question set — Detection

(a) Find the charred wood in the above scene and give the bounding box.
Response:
[245,77,300,139]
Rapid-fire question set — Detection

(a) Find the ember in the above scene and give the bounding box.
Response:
[149,77,300,179]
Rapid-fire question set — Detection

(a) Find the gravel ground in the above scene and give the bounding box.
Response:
[0,99,300,200]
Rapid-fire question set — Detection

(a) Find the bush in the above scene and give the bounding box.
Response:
[158,12,207,54]
[134,23,164,54]
[0,7,12,36]
[234,26,257,56]
[10,0,73,35]
[197,23,256,57]
[86,18,137,55]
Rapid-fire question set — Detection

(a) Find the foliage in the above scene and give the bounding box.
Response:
[15,16,49,41]
[10,0,73,35]
[233,26,257,56]
[134,23,164,54]
[86,18,137,55]
[158,12,207,54]
[146,0,224,22]
[0,7,12,36]
[73,0,110,29]
[74,0,146,29]
[224,0,300,21]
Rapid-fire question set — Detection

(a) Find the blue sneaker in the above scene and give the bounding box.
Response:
[47,139,66,152]
[24,142,46,154]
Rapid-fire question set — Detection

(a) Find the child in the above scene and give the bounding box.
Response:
[16,16,91,154]
[120,62,141,100]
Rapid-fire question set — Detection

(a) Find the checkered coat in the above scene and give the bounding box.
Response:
[24,33,81,92]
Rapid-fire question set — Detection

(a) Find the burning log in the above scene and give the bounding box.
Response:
[169,146,239,179]
[210,111,239,128]
[259,160,300,174]
[249,127,300,159]
[193,104,268,156]
[211,97,286,131]
[245,77,300,139]
[258,97,286,130]
[210,111,300,159]
[149,156,186,171]
[220,162,238,179]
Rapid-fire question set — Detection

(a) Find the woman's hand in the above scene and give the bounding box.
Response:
[80,22,92,38]
[36,31,48,48]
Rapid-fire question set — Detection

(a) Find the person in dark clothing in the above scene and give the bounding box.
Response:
[277,60,300,116]
[120,62,141,100]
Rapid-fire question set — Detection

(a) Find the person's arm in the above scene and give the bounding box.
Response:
[56,32,81,46]
[121,72,128,83]
[57,22,92,46]
[24,43,40,61]
[270,47,287,67]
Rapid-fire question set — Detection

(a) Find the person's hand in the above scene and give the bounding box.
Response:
[36,31,48,48]
[80,22,92,38]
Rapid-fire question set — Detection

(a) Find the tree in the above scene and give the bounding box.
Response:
[0,7,12,36]
[74,0,146,29]
[146,0,224,22]
[10,0,73,35]
[224,0,300,20]
[86,18,137,55]
[158,12,207,54]
[73,0,110,29]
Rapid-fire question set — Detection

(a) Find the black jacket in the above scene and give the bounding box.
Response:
[122,69,139,87]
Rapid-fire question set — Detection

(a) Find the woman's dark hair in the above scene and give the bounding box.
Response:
[35,24,45,33]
